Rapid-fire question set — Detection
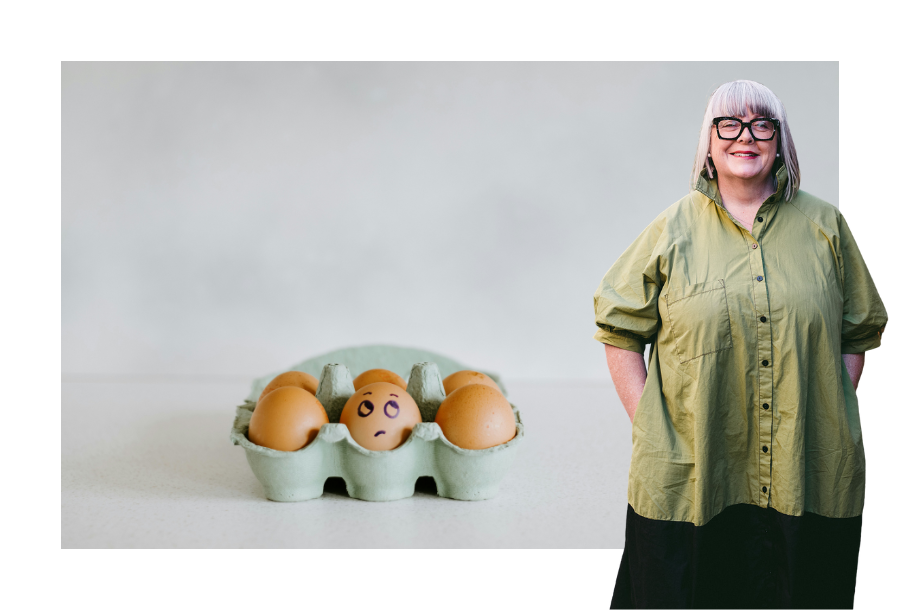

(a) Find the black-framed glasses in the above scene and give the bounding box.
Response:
[712,117,780,141]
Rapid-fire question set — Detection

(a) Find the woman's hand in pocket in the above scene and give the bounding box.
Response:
[605,344,648,423]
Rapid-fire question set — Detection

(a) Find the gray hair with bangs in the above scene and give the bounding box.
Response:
[691,80,800,201]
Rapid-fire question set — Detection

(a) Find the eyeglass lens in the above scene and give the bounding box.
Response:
[718,119,776,140]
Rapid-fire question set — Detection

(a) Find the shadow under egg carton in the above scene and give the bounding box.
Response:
[230,362,524,502]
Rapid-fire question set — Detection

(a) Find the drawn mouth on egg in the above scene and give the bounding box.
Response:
[374,430,386,437]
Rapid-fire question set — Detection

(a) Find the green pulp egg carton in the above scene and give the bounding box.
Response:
[230,345,524,502]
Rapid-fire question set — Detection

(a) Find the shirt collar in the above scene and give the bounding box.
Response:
[695,162,788,205]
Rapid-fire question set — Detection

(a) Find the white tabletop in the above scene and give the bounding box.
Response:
[62,378,632,548]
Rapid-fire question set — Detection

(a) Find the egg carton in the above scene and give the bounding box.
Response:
[230,361,524,502]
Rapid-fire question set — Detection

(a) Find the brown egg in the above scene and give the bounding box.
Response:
[353,368,407,391]
[435,384,516,450]
[259,371,319,403]
[340,382,422,451]
[249,386,328,451]
[442,370,501,396]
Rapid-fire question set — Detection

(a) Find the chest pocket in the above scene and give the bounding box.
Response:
[664,279,734,363]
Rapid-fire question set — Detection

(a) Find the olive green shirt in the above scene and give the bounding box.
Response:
[593,166,887,526]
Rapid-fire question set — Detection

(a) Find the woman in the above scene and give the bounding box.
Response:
[594,80,887,609]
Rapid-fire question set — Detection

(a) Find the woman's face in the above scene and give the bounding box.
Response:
[709,110,779,185]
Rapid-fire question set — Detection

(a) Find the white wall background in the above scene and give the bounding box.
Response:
[62,62,838,380]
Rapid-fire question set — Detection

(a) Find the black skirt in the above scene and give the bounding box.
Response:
[611,503,862,609]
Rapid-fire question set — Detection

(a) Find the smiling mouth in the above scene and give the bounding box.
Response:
[731,152,759,158]
[374,431,386,437]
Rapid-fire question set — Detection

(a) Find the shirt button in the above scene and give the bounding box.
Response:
[760,316,767,322]
[757,216,764,223]
[757,275,763,281]
[762,360,769,366]
[763,403,769,410]
[751,243,758,249]
[763,446,768,453]
[763,486,768,493]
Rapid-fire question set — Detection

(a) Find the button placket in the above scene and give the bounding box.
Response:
[748,226,773,506]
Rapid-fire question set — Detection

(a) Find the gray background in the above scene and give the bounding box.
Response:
[61,62,838,548]
[62,62,838,381]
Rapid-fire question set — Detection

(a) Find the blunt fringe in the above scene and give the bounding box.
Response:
[690,80,800,201]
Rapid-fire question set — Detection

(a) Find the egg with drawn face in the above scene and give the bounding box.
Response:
[340,382,422,451]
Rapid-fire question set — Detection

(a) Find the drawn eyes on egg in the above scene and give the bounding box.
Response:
[357,398,400,419]
[358,400,374,417]
[384,400,400,419]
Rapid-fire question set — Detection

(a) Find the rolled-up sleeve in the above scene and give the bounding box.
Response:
[837,213,888,353]
[594,218,665,353]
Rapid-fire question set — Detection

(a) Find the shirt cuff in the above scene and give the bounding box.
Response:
[593,326,646,353]
[842,335,882,354]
